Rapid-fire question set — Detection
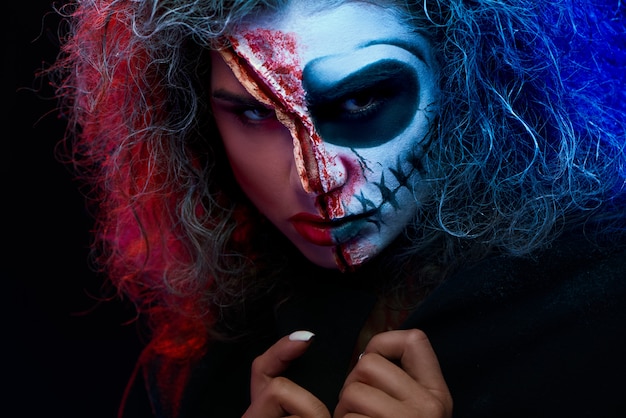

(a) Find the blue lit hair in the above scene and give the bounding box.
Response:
[410,0,626,260]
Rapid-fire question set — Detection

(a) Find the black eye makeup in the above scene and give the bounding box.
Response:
[303,59,419,148]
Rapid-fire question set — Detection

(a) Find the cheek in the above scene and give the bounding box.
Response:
[227,145,288,207]
[214,117,293,207]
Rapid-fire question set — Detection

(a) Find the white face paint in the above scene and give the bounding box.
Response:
[213,0,438,270]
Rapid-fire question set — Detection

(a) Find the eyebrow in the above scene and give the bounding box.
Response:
[211,89,265,107]
[360,37,430,68]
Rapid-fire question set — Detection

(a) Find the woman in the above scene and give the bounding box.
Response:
[49,0,626,417]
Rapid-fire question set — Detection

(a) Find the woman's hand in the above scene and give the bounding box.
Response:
[334,329,452,418]
[243,331,331,418]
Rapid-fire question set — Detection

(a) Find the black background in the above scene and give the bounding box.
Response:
[6,2,143,417]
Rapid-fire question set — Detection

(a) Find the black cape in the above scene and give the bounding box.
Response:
[124,235,626,417]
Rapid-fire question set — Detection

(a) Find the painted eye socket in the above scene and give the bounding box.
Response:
[304,60,419,148]
[341,94,378,114]
[329,87,390,122]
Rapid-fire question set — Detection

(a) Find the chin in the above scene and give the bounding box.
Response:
[296,244,341,269]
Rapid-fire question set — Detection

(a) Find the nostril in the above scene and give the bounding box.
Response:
[316,189,346,220]
[318,152,355,194]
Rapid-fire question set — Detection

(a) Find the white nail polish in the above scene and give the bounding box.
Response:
[289,330,315,342]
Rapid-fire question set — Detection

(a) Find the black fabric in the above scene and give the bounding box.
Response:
[274,285,377,408]
[131,235,626,417]
[177,272,378,417]
[401,237,626,417]
[178,333,271,417]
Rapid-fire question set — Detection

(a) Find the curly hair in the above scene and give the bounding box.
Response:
[415,0,626,257]
[48,0,626,357]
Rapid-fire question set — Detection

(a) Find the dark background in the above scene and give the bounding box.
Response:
[6,2,143,417]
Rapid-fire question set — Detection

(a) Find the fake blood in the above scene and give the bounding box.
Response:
[226,28,381,271]
[230,29,344,219]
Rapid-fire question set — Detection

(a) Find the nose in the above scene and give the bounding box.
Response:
[290,120,349,196]
[316,143,350,194]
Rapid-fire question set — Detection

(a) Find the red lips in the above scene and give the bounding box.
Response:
[289,212,335,246]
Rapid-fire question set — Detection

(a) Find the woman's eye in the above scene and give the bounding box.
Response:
[304,60,420,148]
[242,106,275,121]
[340,94,378,113]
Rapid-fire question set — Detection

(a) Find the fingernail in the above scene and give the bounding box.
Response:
[289,330,315,342]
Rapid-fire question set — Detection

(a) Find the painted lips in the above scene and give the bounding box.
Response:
[289,211,374,246]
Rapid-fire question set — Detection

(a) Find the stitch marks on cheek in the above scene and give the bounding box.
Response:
[332,148,427,270]
[222,25,433,271]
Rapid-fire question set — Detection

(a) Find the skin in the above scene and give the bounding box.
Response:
[212,0,438,270]
[211,52,335,267]
[212,1,450,416]
[242,330,452,418]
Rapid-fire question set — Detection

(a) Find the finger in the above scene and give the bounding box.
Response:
[364,329,448,393]
[337,362,451,417]
[243,376,330,418]
[250,330,315,399]
[343,351,415,398]
[338,330,452,417]
[335,378,402,418]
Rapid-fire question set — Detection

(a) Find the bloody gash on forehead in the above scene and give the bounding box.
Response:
[220,22,436,270]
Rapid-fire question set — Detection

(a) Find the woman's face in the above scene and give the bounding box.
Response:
[210,0,438,270]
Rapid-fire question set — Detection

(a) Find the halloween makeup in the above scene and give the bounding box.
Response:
[211,0,438,270]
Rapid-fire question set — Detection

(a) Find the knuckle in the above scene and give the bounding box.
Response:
[414,396,450,418]
[411,399,441,417]
[310,399,331,418]
[267,376,291,395]
[368,331,386,347]
[338,381,365,407]
[250,356,265,376]
[404,328,429,346]
[352,352,379,377]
